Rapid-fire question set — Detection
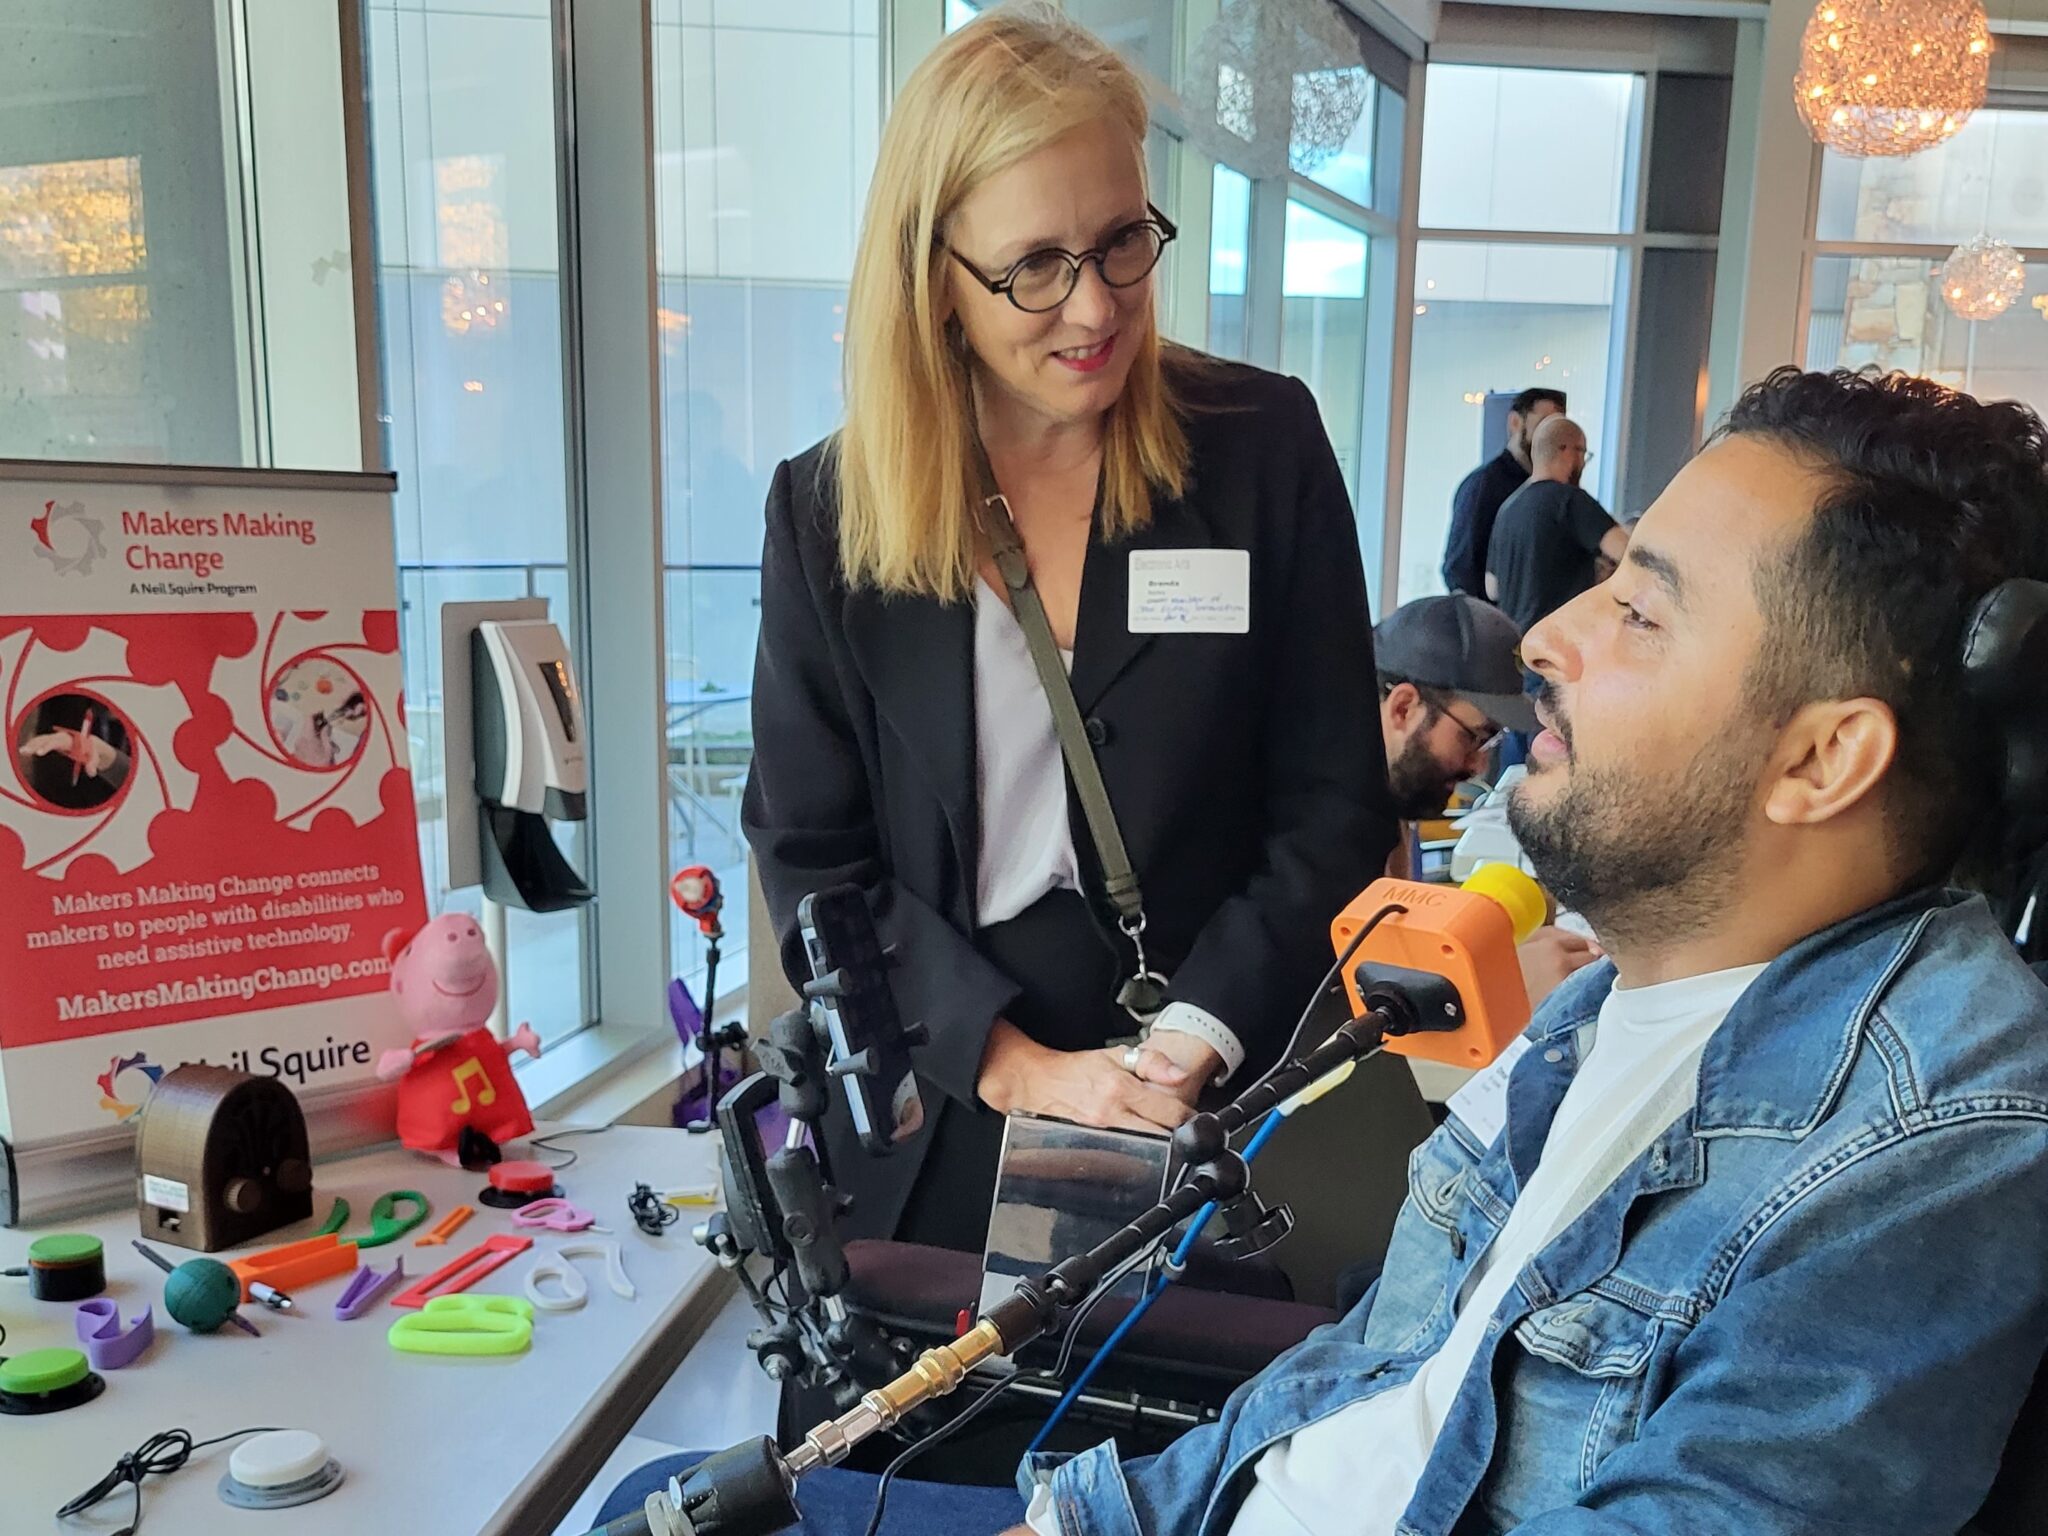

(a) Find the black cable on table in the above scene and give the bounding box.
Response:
[628,1182,681,1235]
[528,1125,611,1170]
[56,1426,283,1536]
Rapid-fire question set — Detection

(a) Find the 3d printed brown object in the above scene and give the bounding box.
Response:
[135,1065,314,1252]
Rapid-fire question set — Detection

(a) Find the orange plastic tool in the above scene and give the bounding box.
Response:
[389,1233,532,1309]
[228,1234,358,1303]
[415,1204,475,1247]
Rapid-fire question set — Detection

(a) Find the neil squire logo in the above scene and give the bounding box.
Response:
[30,498,106,577]
[96,1050,164,1119]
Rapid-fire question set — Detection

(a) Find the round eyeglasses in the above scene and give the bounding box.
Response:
[949,207,1178,314]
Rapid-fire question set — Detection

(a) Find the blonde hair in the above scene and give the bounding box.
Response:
[832,2,1189,600]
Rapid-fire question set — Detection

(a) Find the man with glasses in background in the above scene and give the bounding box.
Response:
[1373,595,1600,1007]
[1485,414,1628,635]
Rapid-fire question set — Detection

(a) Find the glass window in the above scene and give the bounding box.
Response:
[0,2,357,468]
[1815,108,2048,247]
[946,0,982,32]
[1418,65,1637,235]
[1282,199,1368,496]
[1396,240,1621,605]
[368,0,592,1044]
[1295,68,1375,210]
[1208,164,1252,359]
[1806,254,2048,420]
[1066,0,1182,88]
[653,1,881,995]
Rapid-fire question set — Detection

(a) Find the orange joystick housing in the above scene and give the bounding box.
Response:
[1330,864,1546,1069]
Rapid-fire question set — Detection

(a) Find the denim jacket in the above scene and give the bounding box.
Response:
[1023,891,2048,1536]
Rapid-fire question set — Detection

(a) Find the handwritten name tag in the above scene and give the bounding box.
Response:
[1128,550,1251,634]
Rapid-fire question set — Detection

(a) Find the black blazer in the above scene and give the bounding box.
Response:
[743,355,1399,1235]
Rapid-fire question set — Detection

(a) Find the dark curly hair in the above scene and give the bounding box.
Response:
[1717,367,2048,891]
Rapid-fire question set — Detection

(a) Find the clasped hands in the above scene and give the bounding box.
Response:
[974,1019,1221,1135]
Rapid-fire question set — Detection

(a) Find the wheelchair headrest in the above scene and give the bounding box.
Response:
[1961,579,2048,820]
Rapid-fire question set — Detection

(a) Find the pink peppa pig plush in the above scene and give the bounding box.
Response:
[376,913,542,1164]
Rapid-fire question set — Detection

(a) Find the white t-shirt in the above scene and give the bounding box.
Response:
[1027,962,1767,1536]
[1226,962,1766,1536]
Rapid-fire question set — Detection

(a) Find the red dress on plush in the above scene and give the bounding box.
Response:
[394,1028,533,1155]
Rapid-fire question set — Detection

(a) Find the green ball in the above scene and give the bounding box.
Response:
[164,1258,242,1334]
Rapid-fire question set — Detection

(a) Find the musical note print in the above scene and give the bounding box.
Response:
[449,1057,497,1116]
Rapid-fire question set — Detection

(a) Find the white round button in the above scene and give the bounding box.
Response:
[228,1429,330,1490]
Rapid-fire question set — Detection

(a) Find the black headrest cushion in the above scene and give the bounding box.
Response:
[1961,579,2048,814]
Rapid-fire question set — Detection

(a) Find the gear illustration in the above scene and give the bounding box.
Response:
[210,612,407,831]
[29,499,107,577]
[0,627,198,878]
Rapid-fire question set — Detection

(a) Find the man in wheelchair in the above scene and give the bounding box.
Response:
[607,368,2048,1535]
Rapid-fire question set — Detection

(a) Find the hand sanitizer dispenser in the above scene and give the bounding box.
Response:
[472,619,594,912]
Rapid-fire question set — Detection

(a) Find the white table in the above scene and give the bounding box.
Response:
[1,1123,729,1536]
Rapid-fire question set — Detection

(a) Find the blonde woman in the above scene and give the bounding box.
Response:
[742,5,1395,1254]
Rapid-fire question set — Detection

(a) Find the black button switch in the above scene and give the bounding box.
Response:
[1084,717,1111,747]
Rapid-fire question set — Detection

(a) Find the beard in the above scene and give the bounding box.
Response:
[1386,729,1464,820]
[1507,695,1763,948]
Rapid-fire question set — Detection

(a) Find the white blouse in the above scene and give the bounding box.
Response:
[970,579,1244,1079]
[972,577,1083,925]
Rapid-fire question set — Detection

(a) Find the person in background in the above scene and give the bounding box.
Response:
[738,5,1395,1256]
[1485,414,1629,634]
[1439,386,1566,598]
[1373,594,1601,1006]
[1591,512,1641,588]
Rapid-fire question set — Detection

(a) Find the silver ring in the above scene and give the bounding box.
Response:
[1121,1045,1143,1074]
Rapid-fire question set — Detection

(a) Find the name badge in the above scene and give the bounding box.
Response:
[1443,1034,1532,1149]
[1128,550,1251,634]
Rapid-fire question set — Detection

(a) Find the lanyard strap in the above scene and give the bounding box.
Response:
[973,440,1165,1017]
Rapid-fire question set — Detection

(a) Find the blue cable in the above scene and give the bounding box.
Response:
[1026,1111,1286,1454]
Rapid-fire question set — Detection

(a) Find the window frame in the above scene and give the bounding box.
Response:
[1794,101,2048,393]
[344,4,1747,1109]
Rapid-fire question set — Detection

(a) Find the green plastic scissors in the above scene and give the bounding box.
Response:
[314,1190,430,1249]
[387,1294,533,1356]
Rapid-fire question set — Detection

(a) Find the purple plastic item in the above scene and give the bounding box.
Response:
[671,978,721,1128]
[75,1299,154,1369]
[333,1258,406,1320]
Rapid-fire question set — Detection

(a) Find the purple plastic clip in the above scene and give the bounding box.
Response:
[75,1299,154,1370]
[334,1258,405,1320]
